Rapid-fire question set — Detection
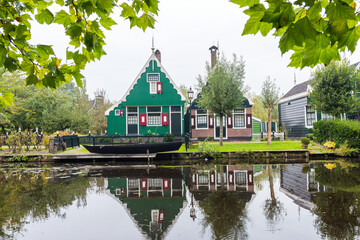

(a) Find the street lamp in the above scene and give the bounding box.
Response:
[187,87,194,138]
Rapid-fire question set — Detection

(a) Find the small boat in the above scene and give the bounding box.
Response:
[83,141,183,154]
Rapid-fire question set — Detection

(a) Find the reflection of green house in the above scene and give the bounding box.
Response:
[105,49,186,136]
[106,169,187,240]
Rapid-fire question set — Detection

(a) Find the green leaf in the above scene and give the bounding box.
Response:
[0,45,7,66]
[231,0,260,8]
[36,45,54,58]
[72,70,84,87]
[100,17,117,30]
[26,74,38,85]
[3,22,15,34]
[259,22,273,36]
[338,25,360,52]
[242,16,261,35]
[120,3,137,18]
[307,2,322,21]
[35,9,54,24]
[326,1,357,21]
[84,32,94,51]
[138,13,155,31]
[279,25,297,54]
[4,57,17,71]
[66,24,82,39]
[54,10,72,26]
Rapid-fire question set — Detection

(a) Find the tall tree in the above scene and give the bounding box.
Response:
[197,54,246,146]
[260,77,280,145]
[309,60,360,117]
[250,92,278,122]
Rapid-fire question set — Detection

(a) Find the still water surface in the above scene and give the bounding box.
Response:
[0,161,358,239]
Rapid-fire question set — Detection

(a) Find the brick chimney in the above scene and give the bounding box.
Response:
[155,49,161,63]
[209,45,218,68]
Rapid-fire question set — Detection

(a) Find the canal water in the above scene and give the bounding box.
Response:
[0,160,359,240]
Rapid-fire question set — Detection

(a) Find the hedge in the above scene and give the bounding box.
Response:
[313,119,360,148]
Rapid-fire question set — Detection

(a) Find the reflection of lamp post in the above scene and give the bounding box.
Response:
[187,87,194,138]
[190,193,196,221]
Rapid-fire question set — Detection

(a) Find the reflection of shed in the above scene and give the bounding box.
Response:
[106,167,187,240]
[280,164,321,210]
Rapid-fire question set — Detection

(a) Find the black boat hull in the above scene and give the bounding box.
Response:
[83,141,183,154]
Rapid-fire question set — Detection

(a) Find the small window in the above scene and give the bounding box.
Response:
[150,82,157,94]
[196,110,208,128]
[321,113,334,120]
[306,106,316,127]
[128,107,137,113]
[171,106,181,112]
[288,102,291,105]
[147,73,160,82]
[147,107,161,126]
[234,109,245,128]
[115,110,120,116]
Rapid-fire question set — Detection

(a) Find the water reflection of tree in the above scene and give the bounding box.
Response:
[200,190,248,240]
[263,166,286,232]
[0,170,92,239]
[311,163,360,239]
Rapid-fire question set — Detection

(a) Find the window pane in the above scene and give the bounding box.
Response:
[148,113,161,125]
[148,107,161,112]
[235,172,247,185]
[306,106,316,126]
[150,82,157,94]
[127,114,138,124]
[234,114,245,127]
[234,109,245,113]
[148,73,159,82]
[171,106,181,112]
[128,107,137,113]
[197,109,207,114]
[197,115,207,128]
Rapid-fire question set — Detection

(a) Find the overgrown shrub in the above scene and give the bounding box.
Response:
[197,138,220,159]
[305,133,314,140]
[337,142,358,157]
[6,133,22,153]
[313,120,360,148]
[41,133,51,149]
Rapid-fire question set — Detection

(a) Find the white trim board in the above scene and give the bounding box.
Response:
[105,53,186,116]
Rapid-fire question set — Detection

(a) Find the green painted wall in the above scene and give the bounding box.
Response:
[107,59,185,136]
[252,118,261,134]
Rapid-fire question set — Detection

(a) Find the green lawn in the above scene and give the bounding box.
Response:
[58,140,330,154]
[171,141,306,152]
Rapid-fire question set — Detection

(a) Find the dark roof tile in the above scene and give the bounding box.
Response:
[281,81,309,99]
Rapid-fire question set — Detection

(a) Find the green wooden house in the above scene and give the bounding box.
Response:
[105,50,186,136]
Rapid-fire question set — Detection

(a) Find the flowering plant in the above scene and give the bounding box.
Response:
[324,141,336,149]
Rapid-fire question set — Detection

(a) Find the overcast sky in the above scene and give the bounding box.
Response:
[31,0,360,101]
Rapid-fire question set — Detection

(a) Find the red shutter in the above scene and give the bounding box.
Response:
[157,82,162,93]
[227,116,233,128]
[141,178,147,190]
[228,171,234,184]
[246,114,252,128]
[120,110,124,116]
[162,113,169,125]
[159,210,165,223]
[163,179,170,190]
[209,115,214,128]
[191,115,195,129]
[140,113,147,126]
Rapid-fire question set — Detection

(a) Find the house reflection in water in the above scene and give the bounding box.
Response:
[188,165,254,193]
[106,167,187,240]
[280,164,324,210]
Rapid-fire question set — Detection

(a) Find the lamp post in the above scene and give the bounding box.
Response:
[187,87,194,138]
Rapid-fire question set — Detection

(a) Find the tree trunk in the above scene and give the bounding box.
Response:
[268,166,276,206]
[267,106,273,145]
[219,114,223,146]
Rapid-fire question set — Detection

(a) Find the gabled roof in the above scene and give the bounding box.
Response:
[105,53,186,116]
[278,81,310,104]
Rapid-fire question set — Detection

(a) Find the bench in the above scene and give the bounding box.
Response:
[189,137,199,145]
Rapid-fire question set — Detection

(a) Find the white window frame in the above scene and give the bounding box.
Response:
[115,109,120,116]
[147,73,160,94]
[233,109,246,129]
[147,106,162,126]
[126,107,139,135]
[196,110,208,129]
[304,106,317,128]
